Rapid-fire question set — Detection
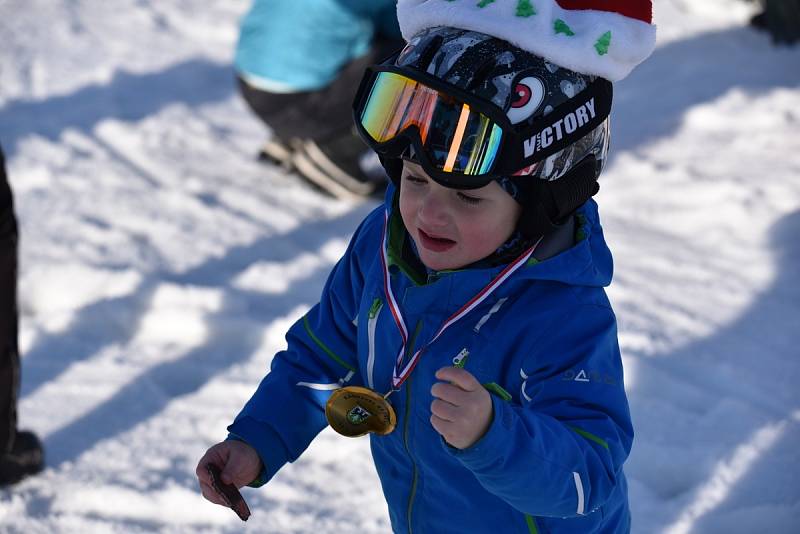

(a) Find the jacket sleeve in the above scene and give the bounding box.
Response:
[226,209,381,485]
[451,301,633,518]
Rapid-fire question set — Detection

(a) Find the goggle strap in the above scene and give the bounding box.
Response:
[511,78,613,171]
[352,62,613,185]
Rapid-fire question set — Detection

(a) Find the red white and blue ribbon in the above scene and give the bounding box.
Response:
[379,210,540,392]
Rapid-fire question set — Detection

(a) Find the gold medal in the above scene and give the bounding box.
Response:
[324,217,536,438]
[325,386,397,437]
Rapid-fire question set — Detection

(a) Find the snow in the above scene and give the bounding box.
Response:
[1,0,798,532]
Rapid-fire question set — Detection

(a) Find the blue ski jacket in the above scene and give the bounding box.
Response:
[229,187,633,533]
[234,0,401,92]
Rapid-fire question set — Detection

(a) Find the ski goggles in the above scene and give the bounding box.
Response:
[353,62,613,189]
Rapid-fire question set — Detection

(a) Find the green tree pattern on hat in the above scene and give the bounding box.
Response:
[554,18,575,36]
[443,0,616,56]
[516,0,536,17]
[595,31,612,55]
[397,0,655,81]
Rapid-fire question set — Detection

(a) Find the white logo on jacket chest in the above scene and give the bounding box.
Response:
[562,369,617,385]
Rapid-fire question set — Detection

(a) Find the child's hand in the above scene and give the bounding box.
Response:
[196,440,263,506]
[430,366,493,449]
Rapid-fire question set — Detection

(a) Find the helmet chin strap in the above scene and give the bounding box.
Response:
[518,156,600,239]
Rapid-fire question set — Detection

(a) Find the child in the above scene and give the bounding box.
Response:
[198,2,655,532]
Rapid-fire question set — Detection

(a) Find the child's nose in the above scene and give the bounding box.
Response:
[418,192,449,226]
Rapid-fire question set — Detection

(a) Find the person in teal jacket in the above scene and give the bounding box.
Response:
[234,0,404,199]
[199,18,646,532]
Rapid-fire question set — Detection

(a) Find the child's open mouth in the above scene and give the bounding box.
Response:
[418,228,456,252]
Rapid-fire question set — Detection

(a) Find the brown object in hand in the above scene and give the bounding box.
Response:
[207,463,251,521]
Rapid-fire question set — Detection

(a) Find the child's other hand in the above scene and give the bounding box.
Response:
[196,440,263,506]
[430,367,493,449]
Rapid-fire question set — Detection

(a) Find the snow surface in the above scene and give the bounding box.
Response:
[1,1,798,532]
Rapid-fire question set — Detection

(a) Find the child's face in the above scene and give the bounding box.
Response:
[399,161,522,271]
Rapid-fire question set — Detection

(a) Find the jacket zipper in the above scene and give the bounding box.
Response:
[366,298,383,389]
[403,320,423,534]
[525,514,540,533]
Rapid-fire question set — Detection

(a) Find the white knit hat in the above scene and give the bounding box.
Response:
[397,0,656,82]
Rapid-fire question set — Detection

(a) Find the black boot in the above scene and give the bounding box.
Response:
[291,127,388,200]
[0,431,44,486]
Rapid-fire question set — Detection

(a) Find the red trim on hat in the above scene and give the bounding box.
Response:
[554,0,653,24]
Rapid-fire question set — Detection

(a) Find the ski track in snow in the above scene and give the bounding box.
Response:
[1,1,799,532]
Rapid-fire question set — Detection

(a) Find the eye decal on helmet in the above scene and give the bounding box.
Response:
[507,76,545,125]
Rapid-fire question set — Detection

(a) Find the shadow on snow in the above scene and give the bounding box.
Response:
[625,210,800,532]
[0,58,235,158]
[28,203,374,466]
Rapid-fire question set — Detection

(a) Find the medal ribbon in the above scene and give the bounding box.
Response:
[379,210,540,392]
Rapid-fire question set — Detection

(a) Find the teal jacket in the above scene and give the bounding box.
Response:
[234,0,401,91]
[230,186,633,533]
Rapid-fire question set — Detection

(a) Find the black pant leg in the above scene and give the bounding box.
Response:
[237,36,405,143]
[0,144,19,455]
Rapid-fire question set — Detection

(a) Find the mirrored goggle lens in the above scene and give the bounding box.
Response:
[359,71,504,176]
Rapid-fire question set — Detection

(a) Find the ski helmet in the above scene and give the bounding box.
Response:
[354,26,612,237]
